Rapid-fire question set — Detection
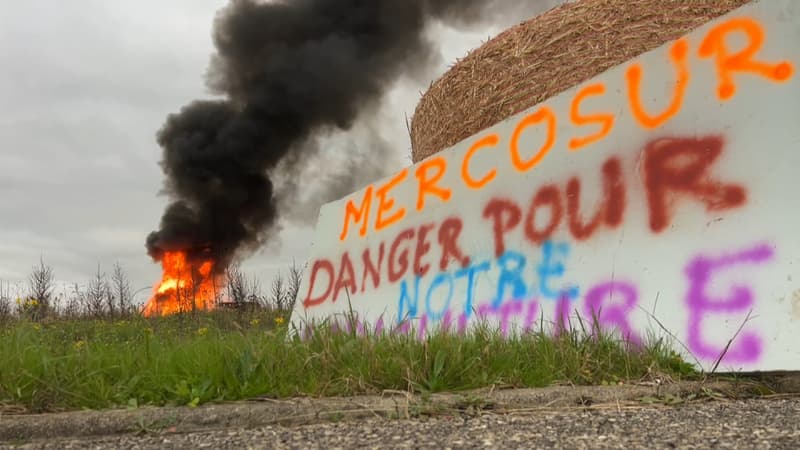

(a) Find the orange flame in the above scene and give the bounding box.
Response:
[143,251,222,317]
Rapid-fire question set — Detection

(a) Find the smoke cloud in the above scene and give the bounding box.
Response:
[146,0,555,270]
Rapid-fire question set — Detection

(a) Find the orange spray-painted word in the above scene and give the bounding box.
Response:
[338,16,793,242]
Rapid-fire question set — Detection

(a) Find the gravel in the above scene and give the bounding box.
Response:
[5,397,799,449]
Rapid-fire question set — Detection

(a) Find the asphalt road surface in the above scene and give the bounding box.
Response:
[4,397,799,449]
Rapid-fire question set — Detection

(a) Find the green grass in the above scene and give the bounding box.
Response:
[0,310,697,413]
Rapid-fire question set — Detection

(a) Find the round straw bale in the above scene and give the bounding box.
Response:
[410,0,751,163]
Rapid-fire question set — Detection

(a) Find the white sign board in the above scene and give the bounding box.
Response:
[292,0,800,372]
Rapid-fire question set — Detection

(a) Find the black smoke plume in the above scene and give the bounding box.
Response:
[146,0,555,270]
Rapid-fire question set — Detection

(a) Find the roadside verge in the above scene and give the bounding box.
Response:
[2,374,798,443]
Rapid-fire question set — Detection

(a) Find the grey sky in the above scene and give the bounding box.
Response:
[0,1,552,304]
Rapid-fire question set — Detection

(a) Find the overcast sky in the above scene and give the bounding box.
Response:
[0,1,552,304]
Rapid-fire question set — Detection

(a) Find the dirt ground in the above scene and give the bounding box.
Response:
[1,374,798,448]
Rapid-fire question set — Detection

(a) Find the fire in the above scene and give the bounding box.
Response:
[143,251,222,317]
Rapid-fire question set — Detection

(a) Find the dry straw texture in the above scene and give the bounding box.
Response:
[410,0,751,162]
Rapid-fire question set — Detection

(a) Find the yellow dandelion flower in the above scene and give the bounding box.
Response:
[250,319,260,326]
[274,316,285,325]
[196,327,208,336]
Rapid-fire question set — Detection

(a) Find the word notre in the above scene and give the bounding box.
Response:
[396,241,581,325]
[338,17,792,242]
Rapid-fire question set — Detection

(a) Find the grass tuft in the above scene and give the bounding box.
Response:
[0,310,697,413]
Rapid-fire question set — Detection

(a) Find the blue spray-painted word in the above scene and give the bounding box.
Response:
[397,240,580,324]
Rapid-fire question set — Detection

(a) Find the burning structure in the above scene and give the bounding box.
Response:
[142,0,556,316]
[142,250,222,316]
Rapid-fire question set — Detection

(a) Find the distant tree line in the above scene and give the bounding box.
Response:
[0,258,303,323]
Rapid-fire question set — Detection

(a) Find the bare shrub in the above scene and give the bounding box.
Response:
[268,262,304,312]
[225,263,246,304]
[0,281,16,323]
[27,258,55,319]
[85,265,111,318]
[175,269,192,315]
[286,261,303,311]
[188,263,205,313]
[270,275,287,310]
[62,283,84,319]
[111,262,133,317]
[225,262,262,306]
